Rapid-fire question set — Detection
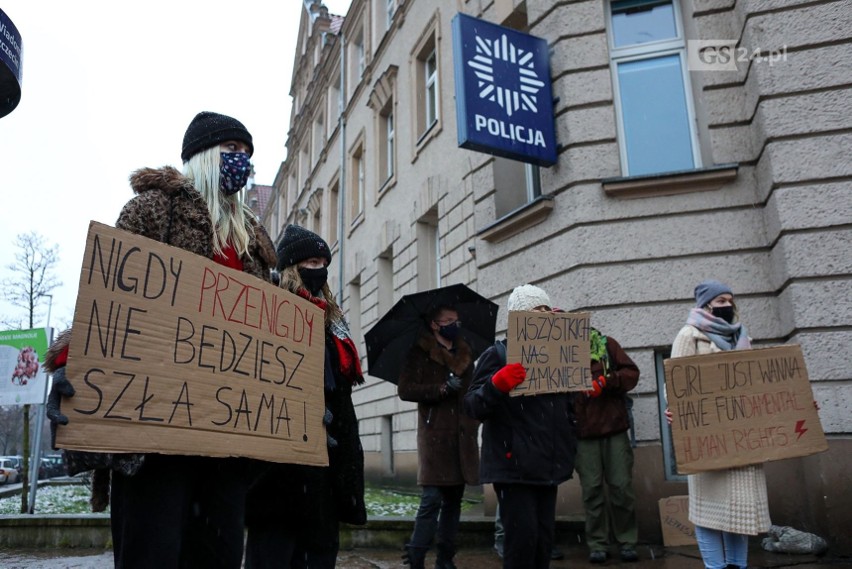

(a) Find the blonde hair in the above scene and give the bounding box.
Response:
[278,265,343,325]
[183,145,256,257]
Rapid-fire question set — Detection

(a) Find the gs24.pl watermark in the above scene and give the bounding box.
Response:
[687,40,788,71]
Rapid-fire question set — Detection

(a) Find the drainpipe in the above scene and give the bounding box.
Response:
[337,31,347,306]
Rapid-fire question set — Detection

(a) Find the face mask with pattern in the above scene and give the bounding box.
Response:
[220,152,252,195]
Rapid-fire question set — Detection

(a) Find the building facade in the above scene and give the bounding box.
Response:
[263,0,852,549]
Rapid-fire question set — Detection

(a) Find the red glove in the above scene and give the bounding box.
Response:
[586,374,607,398]
[492,363,526,393]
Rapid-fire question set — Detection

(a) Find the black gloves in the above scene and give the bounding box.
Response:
[445,375,462,392]
[440,373,463,398]
[324,407,338,449]
[46,367,75,449]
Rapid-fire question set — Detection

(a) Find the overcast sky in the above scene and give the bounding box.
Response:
[0,0,351,331]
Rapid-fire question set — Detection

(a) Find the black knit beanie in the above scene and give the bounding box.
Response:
[181,111,254,162]
[276,224,332,270]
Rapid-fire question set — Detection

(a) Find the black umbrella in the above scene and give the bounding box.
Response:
[365,283,499,383]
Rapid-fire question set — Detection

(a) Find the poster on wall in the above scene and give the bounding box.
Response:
[0,328,51,406]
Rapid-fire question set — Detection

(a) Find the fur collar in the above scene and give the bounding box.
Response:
[416,330,473,376]
[248,219,277,267]
[130,166,196,196]
[129,166,276,267]
[44,328,72,372]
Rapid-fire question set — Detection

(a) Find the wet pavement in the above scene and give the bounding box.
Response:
[0,544,848,568]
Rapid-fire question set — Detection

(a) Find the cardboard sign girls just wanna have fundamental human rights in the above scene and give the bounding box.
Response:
[506,310,593,396]
[664,345,827,474]
[57,222,327,466]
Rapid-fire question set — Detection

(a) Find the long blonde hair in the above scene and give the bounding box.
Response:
[278,265,343,325]
[183,145,256,257]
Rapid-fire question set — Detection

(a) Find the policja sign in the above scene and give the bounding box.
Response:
[0,8,23,119]
[452,13,557,166]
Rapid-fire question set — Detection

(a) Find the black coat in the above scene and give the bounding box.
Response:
[464,341,578,486]
[397,332,479,486]
[245,330,366,549]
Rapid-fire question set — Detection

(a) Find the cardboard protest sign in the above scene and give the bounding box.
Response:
[664,345,827,474]
[0,328,51,406]
[658,496,696,546]
[506,311,592,396]
[57,222,328,466]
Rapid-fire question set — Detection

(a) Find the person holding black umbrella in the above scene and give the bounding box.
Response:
[244,224,366,569]
[398,304,480,569]
[465,284,579,569]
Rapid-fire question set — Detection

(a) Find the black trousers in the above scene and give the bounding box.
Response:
[494,483,558,569]
[110,454,252,569]
[244,522,340,569]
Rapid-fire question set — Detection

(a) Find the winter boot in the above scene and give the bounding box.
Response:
[402,544,427,569]
[435,543,457,569]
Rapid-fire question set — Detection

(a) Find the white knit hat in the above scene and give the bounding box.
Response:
[507,284,551,312]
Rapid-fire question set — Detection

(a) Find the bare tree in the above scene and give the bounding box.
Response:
[1,231,61,513]
[2,232,61,328]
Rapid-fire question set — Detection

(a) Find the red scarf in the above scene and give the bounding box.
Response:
[295,288,364,385]
[213,243,244,271]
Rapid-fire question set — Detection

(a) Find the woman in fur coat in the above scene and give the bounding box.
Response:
[397,305,480,569]
[46,111,277,569]
[244,224,366,569]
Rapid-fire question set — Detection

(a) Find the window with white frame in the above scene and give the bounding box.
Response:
[377,246,393,316]
[312,207,322,235]
[328,178,340,248]
[413,24,440,140]
[380,105,395,183]
[349,28,366,98]
[424,50,438,127]
[299,144,310,191]
[386,0,395,29]
[313,111,325,162]
[329,75,341,122]
[608,0,700,176]
[356,32,366,77]
[416,208,441,289]
[368,65,398,195]
[350,142,365,225]
[493,158,542,218]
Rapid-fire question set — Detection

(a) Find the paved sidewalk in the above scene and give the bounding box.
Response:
[0,544,848,568]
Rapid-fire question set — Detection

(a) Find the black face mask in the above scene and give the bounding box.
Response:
[298,267,328,296]
[438,323,461,342]
[712,305,735,324]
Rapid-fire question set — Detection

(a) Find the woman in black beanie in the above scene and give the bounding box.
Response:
[46,111,277,569]
[245,224,367,569]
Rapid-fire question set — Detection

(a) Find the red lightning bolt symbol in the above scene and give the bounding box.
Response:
[795,420,808,441]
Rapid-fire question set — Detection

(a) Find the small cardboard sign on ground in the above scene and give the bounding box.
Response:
[506,310,592,396]
[57,222,328,466]
[659,496,696,546]
[664,344,827,474]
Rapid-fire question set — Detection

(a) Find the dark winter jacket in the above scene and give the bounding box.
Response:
[397,331,480,486]
[246,319,367,549]
[573,336,640,439]
[464,340,578,486]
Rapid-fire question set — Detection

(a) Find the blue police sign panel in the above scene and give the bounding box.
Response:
[452,13,557,166]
